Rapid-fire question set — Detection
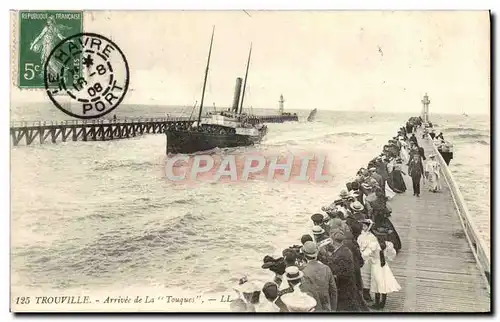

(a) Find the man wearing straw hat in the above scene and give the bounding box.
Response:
[301,241,338,311]
[278,266,321,311]
[280,289,317,312]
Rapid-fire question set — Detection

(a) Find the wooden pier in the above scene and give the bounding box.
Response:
[383,131,490,312]
[9,118,192,146]
[249,113,299,124]
[10,114,299,146]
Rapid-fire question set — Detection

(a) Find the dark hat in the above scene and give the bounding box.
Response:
[282,249,298,262]
[262,282,278,299]
[301,234,313,245]
[325,210,337,219]
[261,255,277,269]
[311,213,324,223]
[335,211,345,220]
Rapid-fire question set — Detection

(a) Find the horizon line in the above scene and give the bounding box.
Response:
[115,103,490,116]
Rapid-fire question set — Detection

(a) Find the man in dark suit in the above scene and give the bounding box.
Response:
[409,142,426,162]
[408,153,424,197]
[326,231,366,312]
[339,229,370,311]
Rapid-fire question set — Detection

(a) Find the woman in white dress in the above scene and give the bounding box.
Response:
[425,154,441,192]
[357,219,378,303]
[384,181,396,200]
[369,228,401,310]
[399,139,410,164]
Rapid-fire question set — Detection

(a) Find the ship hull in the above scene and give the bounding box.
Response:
[166,130,264,154]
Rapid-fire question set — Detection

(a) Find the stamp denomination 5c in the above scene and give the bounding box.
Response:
[18,11,83,89]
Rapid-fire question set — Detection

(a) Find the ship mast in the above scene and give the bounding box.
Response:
[197,26,215,126]
[238,43,252,114]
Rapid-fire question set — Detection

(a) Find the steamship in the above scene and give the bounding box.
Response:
[165,28,267,155]
[165,28,267,154]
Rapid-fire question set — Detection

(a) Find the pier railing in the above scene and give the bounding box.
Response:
[429,138,491,292]
[10,117,192,128]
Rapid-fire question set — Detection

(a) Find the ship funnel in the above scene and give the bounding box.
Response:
[232,77,243,112]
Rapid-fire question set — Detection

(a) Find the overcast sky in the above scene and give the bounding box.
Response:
[11,11,490,114]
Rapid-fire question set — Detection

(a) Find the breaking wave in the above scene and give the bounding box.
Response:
[442,127,479,133]
[332,131,371,137]
[454,133,490,140]
[93,160,157,171]
[477,140,490,146]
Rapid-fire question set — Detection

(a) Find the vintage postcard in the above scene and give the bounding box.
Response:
[10,10,491,312]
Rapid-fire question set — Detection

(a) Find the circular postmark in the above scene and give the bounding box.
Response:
[43,32,129,119]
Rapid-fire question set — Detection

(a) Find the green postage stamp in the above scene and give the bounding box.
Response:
[18,11,83,89]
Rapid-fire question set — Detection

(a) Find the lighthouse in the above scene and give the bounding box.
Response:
[421,93,431,124]
[278,94,285,115]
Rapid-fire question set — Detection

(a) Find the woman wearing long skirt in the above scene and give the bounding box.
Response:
[357,219,378,303]
[385,181,396,200]
[425,154,442,192]
[399,139,410,164]
[378,216,402,253]
[390,158,407,193]
[369,228,401,310]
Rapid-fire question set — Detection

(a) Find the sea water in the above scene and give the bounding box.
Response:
[10,104,490,296]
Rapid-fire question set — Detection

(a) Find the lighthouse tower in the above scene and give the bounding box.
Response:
[278,94,285,115]
[421,93,431,124]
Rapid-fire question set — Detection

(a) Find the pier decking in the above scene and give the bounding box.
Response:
[383,133,490,312]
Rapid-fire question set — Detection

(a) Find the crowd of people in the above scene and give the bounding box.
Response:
[230,116,445,313]
[427,129,454,166]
